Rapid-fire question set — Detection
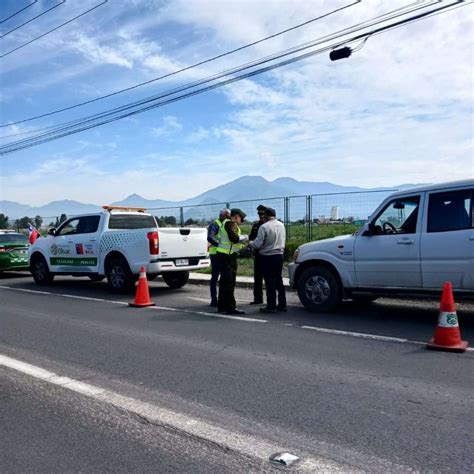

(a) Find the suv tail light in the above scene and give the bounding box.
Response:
[147,231,159,255]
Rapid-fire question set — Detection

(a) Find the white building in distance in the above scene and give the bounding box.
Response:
[330,206,339,220]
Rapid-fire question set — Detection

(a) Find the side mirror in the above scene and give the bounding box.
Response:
[363,222,375,236]
[48,228,56,236]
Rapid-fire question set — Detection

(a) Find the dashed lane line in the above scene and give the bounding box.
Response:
[1,286,472,351]
[0,353,346,472]
[0,286,267,323]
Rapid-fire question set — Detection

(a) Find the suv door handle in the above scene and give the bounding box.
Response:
[89,238,97,242]
[67,240,74,243]
[397,239,414,245]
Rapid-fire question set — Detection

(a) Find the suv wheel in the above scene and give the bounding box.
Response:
[297,266,341,313]
[162,271,189,289]
[106,258,135,292]
[31,255,54,285]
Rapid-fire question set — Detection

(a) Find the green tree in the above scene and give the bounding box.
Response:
[18,216,32,229]
[0,213,9,229]
[34,215,43,229]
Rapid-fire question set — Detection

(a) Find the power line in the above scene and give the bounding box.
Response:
[0,0,361,127]
[0,0,108,59]
[0,1,65,39]
[0,1,38,24]
[1,1,466,155]
[0,0,438,136]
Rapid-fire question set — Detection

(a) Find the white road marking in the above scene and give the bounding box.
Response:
[1,285,471,349]
[0,353,345,472]
[301,325,474,351]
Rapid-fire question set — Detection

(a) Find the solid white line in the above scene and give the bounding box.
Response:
[0,353,344,472]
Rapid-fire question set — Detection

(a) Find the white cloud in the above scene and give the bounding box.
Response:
[151,115,183,137]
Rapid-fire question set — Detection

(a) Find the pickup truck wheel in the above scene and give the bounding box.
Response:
[162,271,189,289]
[351,294,378,305]
[31,255,54,285]
[297,266,340,313]
[106,258,135,292]
[88,275,105,282]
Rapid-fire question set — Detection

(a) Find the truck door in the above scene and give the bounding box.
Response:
[50,216,101,272]
[354,194,423,288]
[421,187,474,290]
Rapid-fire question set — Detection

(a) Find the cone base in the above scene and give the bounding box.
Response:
[426,338,468,353]
[128,302,155,308]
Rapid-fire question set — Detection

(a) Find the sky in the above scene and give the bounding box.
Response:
[0,0,473,206]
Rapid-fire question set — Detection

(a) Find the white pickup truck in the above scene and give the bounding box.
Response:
[289,180,474,312]
[29,206,210,291]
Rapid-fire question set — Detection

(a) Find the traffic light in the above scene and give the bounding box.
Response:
[329,46,352,61]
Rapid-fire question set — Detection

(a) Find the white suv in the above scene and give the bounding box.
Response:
[289,180,474,312]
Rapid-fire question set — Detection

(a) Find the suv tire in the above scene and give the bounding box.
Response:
[162,271,189,289]
[31,254,54,285]
[297,266,341,313]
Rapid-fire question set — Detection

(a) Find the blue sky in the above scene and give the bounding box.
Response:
[1,0,473,206]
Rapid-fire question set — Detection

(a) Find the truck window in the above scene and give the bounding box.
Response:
[108,214,157,229]
[427,189,472,233]
[372,196,420,235]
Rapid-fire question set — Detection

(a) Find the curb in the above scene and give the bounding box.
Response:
[189,273,291,290]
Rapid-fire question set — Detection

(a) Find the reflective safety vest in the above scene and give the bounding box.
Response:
[216,219,243,255]
[209,219,223,255]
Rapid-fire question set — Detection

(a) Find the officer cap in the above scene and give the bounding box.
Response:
[230,208,247,221]
[264,207,276,217]
[256,204,267,212]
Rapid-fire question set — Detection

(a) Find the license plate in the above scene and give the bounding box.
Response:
[175,258,189,266]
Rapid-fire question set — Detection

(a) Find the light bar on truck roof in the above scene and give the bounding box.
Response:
[102,205,146,213]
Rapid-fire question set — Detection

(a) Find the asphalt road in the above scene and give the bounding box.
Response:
[1,271,473,472]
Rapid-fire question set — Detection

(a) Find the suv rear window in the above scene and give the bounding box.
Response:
[0,233,29,244]
[427,189,472,233]
[108,214,157,230]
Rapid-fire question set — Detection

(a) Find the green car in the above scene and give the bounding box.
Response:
[0,231,30,272]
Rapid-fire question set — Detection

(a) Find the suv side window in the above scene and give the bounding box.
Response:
[427,189,472,233]
[57,218,80,236]
[372,196,420,235]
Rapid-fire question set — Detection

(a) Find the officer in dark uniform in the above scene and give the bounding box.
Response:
[249,204,266,305]
[216,208,247,315]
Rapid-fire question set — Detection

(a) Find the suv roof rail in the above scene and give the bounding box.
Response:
[102,205,147,213]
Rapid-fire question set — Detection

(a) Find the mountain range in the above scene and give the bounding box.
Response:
[1,176,421,221]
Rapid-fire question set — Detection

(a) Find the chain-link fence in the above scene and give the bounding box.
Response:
[4,189,398,244]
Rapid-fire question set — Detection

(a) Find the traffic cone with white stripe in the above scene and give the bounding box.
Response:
[427,282,467,353]
[129,267,155,308]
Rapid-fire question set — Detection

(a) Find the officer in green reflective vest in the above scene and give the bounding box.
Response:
[207,208,230,307]
[216,208,247,315]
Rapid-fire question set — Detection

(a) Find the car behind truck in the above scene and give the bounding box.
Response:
[289,180,474,312]
[29,206,210,291]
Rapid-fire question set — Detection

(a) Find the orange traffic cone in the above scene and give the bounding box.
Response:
[129,267,155,307]
[427,282,467,353]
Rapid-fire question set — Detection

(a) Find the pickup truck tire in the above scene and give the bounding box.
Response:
[297,266,341,313]
[162,271,189,289]
[106,258,135,292]
[31,254,54,285]
[88,275,105,282]
[351,294,378,305]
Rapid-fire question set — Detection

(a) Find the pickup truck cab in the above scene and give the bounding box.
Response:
[29,206,210,291]
[289,180,474,312]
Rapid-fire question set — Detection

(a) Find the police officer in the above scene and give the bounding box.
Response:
[216,208,247,315]
[249,204,266,305]
[207,208,230,307]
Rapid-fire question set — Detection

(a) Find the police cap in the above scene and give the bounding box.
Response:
[230,208,247,221]
[256,204,267,212]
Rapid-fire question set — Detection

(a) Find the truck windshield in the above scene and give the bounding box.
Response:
[108,215,157,229]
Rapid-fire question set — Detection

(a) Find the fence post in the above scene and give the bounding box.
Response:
[306,195,311,242]
[180,207,184,227]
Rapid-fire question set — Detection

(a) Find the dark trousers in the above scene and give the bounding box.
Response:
[209,254,220,302]
[261,254,286,310]
[217,253,238,312]
[253,253,263,303]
